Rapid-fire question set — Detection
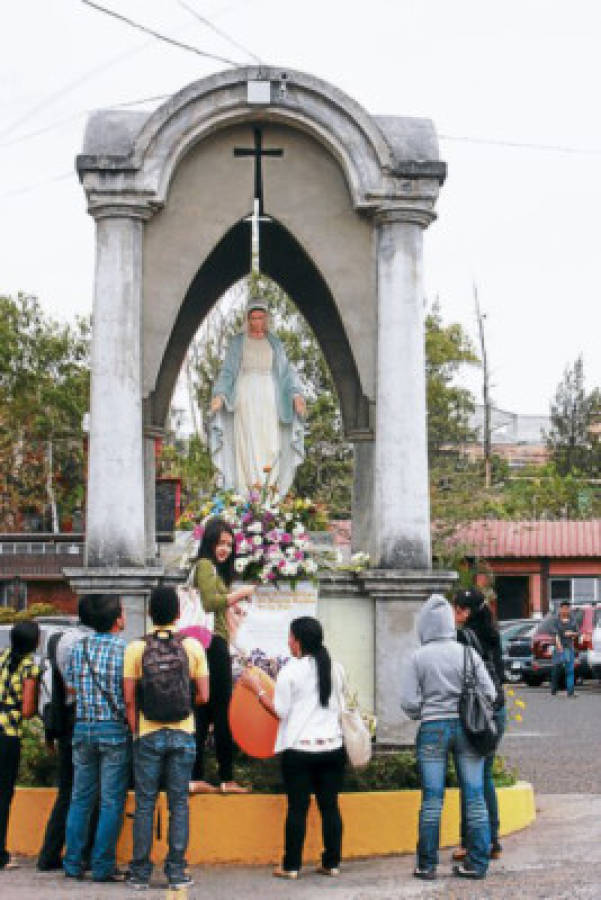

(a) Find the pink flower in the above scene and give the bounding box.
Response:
[294,550,304,561]
[281,533,292,545]
[267,571,276,581]
[193,525,204,541]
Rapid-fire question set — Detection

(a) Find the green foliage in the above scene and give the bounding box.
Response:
[195,747,516,792]
[0,603,58,624]
[546,356,601,477]
[18,719,58,786]
[0,293,90,530]
[426,301,479,461]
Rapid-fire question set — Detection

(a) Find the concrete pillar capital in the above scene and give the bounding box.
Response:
[373,203,437,229]
[88,199,156,222]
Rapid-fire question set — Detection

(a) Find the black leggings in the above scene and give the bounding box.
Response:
[193,635,234,783]
[0,733,20,867]
[281,747,345,872]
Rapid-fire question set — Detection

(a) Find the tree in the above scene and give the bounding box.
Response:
[426,301,479,461]
[0,294,90,531]
[546,357,594,476]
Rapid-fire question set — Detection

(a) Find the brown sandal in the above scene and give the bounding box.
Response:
[452,847,467,861]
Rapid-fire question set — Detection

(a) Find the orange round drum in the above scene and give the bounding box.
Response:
[229,667,278,759]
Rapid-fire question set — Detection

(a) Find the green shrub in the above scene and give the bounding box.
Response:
[18,719,58,786]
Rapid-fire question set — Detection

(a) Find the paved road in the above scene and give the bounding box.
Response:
[501,680,601,792]
[4,795,601,899]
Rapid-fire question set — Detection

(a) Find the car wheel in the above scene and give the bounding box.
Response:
[523,673,544,687]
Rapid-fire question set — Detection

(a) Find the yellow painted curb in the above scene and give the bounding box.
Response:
[9,782,535,865]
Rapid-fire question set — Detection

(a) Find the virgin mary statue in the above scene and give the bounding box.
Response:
[209,299,306,495]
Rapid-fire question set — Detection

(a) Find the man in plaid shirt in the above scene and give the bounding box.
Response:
[63,595,130,883]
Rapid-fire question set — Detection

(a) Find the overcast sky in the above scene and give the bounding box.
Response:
[2,0,601,415]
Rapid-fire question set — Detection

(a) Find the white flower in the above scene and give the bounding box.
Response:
[281,561,298,576]
[234,557,248,573]
[284,512,292,522]
[247,521,262,534]
[304,559,318,574]
[292,522,305,536]
[237,539,251,554]
[253,549,264,561]
[252,534,263,547]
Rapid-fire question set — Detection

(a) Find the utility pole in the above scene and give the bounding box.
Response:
[474,284,492,488]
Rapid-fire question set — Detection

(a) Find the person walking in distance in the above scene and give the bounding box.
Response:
[0,621,40,871]
[124,586,209,891]
[551,600,578,697]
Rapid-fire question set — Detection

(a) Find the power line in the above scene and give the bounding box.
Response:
[177,0,263,65]
[439,133,601,155]
[0,94,171,151]
[80,0,242,67]
[0,171,74,201]
[0,41,151,141]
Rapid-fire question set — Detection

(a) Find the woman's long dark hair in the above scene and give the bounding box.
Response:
[196,516,235,587]
[454,588,498,652]
[291,616,332,707]
[6,621,40,674]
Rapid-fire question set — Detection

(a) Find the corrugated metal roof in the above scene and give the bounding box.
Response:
[452,520,601,558]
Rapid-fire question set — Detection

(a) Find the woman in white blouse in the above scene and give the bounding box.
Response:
[241,616,345,880]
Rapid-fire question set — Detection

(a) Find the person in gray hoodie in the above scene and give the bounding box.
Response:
[400,594,495,881]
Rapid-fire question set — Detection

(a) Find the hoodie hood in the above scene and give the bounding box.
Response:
[417,594,456,644]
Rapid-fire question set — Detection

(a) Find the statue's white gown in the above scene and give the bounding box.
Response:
[234,335,280,493]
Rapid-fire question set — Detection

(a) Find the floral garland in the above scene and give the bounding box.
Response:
[180,484,328,586]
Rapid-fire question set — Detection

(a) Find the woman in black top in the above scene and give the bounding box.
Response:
[453,589,505,861]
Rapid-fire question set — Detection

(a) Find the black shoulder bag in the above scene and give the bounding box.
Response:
[458,645,498,756]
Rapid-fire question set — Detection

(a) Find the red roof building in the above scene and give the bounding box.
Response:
[453,520,601,619]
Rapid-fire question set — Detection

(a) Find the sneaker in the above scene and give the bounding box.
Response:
[126,874,149,891]
[273,867,299,879]
[64,870,85,881]
[413,867,437,880]
[168,874,194,889]
[453,862,486,880]
[2,858,20,870]
[451,846,467,861]
[490,841,502,860]
[316,865,340,877]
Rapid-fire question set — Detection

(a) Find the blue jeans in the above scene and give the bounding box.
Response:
[130,729,196,883]
[461,706,507,848]
[64,720,130,880]
[551,646,575,695]
[416,719,490,876]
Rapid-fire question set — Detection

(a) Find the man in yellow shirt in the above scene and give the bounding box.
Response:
[123,587,208,890]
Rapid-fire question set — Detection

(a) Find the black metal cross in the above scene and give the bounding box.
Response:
[233,126,283,215]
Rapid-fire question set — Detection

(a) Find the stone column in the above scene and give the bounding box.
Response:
[144,429,162,564]
[374,209,434,569]
[85,208,150,567]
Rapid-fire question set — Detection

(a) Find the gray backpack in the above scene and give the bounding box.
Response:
[138,632,191,722]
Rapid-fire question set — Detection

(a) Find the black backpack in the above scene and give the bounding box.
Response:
[137,631,192,723]
[38,632,73,740]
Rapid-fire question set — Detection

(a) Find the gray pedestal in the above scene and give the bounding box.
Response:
[63,566,164,641]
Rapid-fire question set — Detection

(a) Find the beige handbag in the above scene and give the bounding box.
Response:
[334,664,372,768]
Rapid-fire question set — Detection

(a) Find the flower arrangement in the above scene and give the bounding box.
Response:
[187,480,325,586]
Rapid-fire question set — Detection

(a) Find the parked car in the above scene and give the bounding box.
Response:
[502,620,537,683]
[523,605,596,686]
[585,606,601,680]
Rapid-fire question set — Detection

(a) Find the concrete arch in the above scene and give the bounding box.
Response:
[151,215,369,436]
[128,67,396,210]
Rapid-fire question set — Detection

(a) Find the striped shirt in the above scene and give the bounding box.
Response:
[65,633,126,722]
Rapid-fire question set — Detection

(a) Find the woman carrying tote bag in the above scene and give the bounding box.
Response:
[241,616,345,880]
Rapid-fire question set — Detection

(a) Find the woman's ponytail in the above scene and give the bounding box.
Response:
[290,616,332,707]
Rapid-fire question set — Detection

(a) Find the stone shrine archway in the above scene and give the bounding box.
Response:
[70,67,455,742]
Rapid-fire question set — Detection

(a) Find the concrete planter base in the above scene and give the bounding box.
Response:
[9,782,535,865]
